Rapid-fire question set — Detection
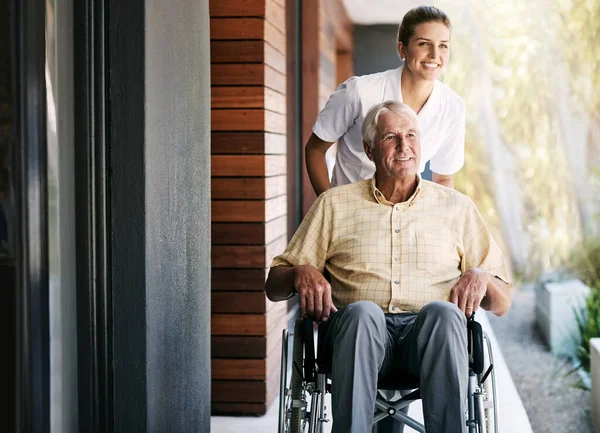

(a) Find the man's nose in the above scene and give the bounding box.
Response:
[395,138,408,152]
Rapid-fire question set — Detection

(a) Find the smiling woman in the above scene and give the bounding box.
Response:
[305,5,465,195]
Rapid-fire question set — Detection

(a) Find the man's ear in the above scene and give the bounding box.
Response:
[397,42,406,61]
[363,141,374,161]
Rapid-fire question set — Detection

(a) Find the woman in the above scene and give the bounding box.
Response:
[306,5,464,194]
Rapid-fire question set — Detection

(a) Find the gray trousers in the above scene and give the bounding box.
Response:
[319,300,468,433]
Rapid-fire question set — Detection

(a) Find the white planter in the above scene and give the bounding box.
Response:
[592,339,600,433]
[535,278,590,358]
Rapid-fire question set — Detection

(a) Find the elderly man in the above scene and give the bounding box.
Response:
[265,100,511,433]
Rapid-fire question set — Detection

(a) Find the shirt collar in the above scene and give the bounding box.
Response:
[370,174,422,207]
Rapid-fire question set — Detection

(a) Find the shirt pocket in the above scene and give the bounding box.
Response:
[415,231,461,276]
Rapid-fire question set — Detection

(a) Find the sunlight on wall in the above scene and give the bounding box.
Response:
[436,0,600,279]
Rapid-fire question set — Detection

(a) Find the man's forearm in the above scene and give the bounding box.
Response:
[265,266,296,301]
[480,274,512,316]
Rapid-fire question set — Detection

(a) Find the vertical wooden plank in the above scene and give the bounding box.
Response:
[301,0,320,215]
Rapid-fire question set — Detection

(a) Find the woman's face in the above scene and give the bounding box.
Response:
[398,21,451,81]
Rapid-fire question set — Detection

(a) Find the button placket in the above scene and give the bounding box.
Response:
[390,204,402,312]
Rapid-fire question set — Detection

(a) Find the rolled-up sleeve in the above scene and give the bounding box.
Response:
[429,99,465,176]
[270,194,332,272]
[460,198,510,284]
[312,76,361,143]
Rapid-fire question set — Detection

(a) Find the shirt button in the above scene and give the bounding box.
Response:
[394,229,399,233]
[394,257,399,261]
[391,306,396,311]
[395,206,399,211]
[394,280,399,284]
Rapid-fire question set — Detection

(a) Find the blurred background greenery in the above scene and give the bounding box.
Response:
[435,0,599,281]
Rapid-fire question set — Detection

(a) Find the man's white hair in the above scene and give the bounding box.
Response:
[362,100,419,149]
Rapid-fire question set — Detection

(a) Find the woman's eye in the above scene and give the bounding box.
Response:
[440,44,449,49]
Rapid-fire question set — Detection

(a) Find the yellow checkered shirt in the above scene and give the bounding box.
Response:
[271,177,509,313]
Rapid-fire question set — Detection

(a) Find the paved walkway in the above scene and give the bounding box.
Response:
[486,284,594,433]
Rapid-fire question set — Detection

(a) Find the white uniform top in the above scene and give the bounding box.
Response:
[313,66,466,186]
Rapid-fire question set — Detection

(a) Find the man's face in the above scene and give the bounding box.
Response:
[364,111,421,180]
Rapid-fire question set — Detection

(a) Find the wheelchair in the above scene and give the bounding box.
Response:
[278,312,498,433]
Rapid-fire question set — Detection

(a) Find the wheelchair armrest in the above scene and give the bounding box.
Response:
[467,314,484,374]
[301,318,316,382]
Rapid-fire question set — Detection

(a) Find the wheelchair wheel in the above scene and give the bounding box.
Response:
[290,319,306,433]
[479,331,498,433]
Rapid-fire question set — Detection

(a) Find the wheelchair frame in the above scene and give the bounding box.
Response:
[278,316,498,433]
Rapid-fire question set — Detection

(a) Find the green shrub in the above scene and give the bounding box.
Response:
[569,238,600,389]
[573,287,600,374]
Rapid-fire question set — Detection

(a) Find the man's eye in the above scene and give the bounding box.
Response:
[385,135,394,140]
[419,42,429,46]
[408,133,416,138]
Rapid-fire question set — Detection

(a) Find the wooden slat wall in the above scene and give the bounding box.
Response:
[210,0,289,415]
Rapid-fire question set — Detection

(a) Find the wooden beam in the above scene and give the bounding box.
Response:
[302,0,320,215]
[211,87,286,114]
[212,359,266,380]
[211,215,285,244]
[211,402,267,415]
[212,245,266,268]
[211,179,265,201]
[209,0,265,17]
[211,314,266,336]
[209,0,286,35]
[211,268,267,292]
[211,64,263,86]
[324,0,354,52]
[212,195,286,222]
[210,41,285,75]
[211,233,287,268]
[212,380,266,402]
[336,50,354,85]
[210,17,263,40]
[211,155,286,177]
[211,109,286,134]
[211,132,286,155]
[211,336,267,358]
[212,292,268,314]
[211,64,286,94]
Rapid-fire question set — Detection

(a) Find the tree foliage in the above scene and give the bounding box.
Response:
[436,0,600,277]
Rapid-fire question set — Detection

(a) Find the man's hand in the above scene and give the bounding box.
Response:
[449,268,491,317]
[295,265,338,322]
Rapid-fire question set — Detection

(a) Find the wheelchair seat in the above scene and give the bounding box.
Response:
[278,312,498,433]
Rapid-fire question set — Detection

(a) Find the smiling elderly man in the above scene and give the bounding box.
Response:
[265,100,511,433]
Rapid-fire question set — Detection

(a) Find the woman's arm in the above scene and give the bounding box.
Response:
[431,172,454,188]
[305,133,335,196]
